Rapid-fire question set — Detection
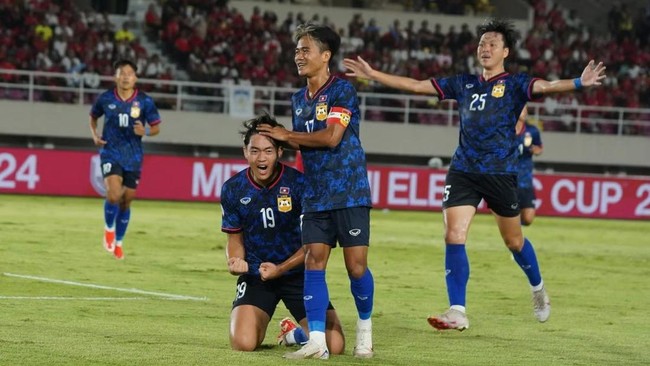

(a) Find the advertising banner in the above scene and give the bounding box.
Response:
[2,147,649,220]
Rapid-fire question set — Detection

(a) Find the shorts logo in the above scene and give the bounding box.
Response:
[491,80,506,98]
[130,101,141,118]
[349,229,361,236]
[303,295,313,301]
[240,197,251,205]
[511,203,519,210]
[277,196,292,212]
[315,103,328,121]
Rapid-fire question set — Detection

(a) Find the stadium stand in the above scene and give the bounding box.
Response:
[0,0,649,174]
[144,0,649,112]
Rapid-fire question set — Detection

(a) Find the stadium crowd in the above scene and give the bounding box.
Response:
[0,0,174,101]
[1,0,649,133]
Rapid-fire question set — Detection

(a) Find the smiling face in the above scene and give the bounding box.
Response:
[294,35,330,77]
[244,134,282,186]
[477,31,509,71]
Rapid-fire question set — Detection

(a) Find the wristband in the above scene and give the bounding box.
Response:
[573,78,582,90]
[145,126,150,136]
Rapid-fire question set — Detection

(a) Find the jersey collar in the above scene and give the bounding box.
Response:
[113,88,139,102]
[304,75,336,102]
[479,72,509,83]
[246,163,285,190]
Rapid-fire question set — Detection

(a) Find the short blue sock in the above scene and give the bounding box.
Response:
[350,268,374,320]
[104,201,119,228]
[511,238,542,287]
[445,244,469,307]
[115,208,131,241]
[304,270,328,333]
[293,327,308,345]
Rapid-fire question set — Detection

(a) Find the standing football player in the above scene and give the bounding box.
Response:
[258,23,375,359]
[222,114,344,353]
[89,59,161,260]
[344,18,605,329]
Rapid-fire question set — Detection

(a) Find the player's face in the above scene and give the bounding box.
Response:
[115,65,137,91]
[294,36,330,77]
[477,32,509,70]
[244,134,283,186]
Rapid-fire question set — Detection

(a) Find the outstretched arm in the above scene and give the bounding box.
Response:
[532,60,606,95]
[343,56,438,95]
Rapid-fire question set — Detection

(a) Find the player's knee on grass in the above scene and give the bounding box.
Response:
[230,332,261,352]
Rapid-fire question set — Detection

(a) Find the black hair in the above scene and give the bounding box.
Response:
[293,22,341,57]
[240,113,283,147]
[477,18,517,50]
[113,59,138,73]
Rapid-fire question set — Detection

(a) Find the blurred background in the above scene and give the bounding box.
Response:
[0,0,649,219]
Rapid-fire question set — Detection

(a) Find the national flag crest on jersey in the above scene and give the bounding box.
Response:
[277,196,292,212]
[491,80,506,98]
[316,103,328,121]
[130,101,141,118]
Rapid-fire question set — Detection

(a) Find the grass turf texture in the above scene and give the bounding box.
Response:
[0,194,648,365]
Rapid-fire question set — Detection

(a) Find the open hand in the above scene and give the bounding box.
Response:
[342,56,375,80]
[579,60,607,87]
[257,123,290,141]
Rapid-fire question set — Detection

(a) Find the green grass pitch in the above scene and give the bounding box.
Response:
[1,194,648,365]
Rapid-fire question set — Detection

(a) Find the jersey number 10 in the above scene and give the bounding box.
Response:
[118,113,130,128]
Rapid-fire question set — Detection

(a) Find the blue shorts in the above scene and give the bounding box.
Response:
[100,161,141,189]
[301,207,371,247]
[443,170,520,217]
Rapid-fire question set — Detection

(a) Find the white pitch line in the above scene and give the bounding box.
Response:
[3,273,209,301]
[0,296,148,301]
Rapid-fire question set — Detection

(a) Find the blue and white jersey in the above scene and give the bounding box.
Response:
[432,73,539,174]
[221,164,305,277]
[517,122,542,189]
[90,88,161,172]
[291,76,372,212]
